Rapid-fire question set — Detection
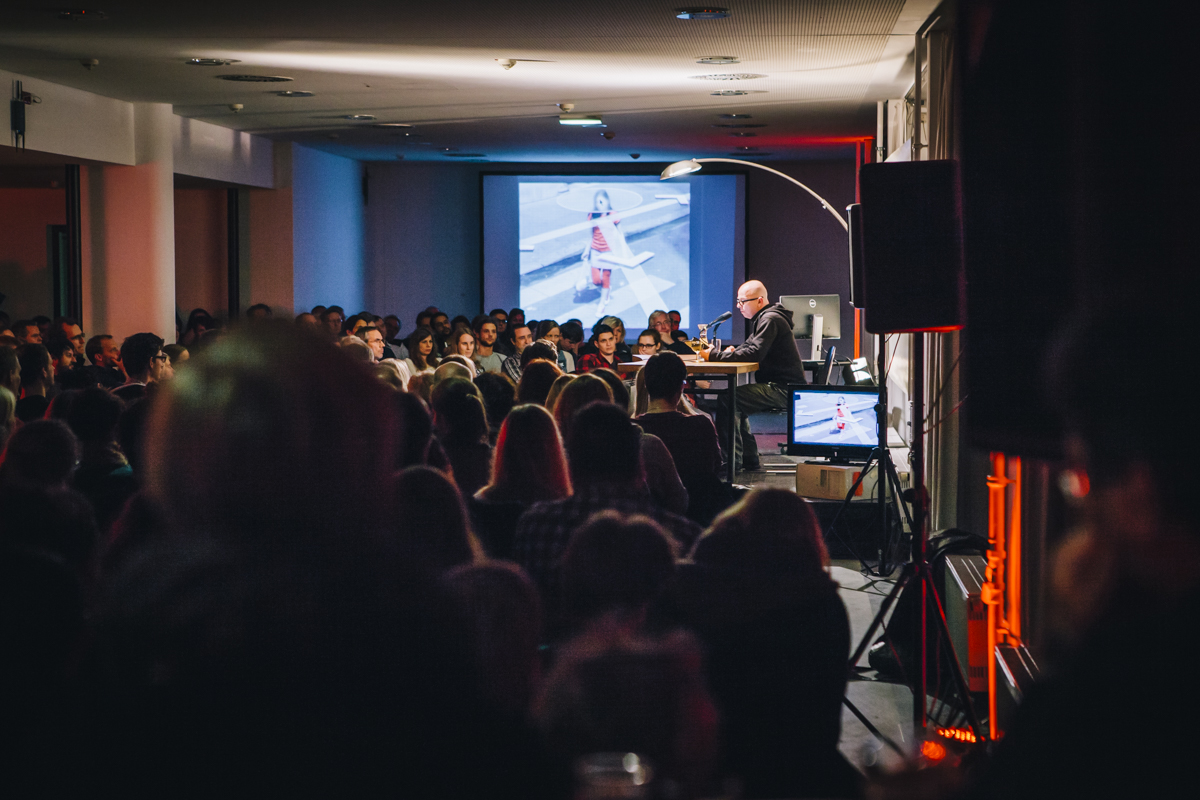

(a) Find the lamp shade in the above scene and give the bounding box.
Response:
[660,160,702,179]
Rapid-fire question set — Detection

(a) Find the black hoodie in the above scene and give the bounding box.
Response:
[710,302,806,385]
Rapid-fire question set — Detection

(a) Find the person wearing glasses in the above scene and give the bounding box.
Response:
[635,329,661,357]
[702,280,806,472]
[113,332,174,402]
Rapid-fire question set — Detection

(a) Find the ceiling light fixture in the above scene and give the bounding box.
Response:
[342,114,376,121]
[696,56,740,65]
[662,159,846,230]
[373,122,413,128]
[559,114,604,126]
[187,58,240,67]
[217,74,293,82]
[711,90,750,96]
[691,73,765,81]
[719,114,752,119]
[712,123,766,128]
[675,7,731,19]
[729,132,757,137]
[274,90,314,97]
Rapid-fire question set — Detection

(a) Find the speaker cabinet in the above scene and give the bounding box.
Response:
[858,160,965,334]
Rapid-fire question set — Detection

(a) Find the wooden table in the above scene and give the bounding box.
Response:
[618,360,760,483]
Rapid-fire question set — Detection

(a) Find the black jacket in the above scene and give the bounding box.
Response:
[711,302,806,385]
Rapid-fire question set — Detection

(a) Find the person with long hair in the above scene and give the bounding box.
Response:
[447,328,477,361]
[404,326,440,374]
[470,404,571,559]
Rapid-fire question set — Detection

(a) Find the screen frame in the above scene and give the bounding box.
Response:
[785,383,880,461]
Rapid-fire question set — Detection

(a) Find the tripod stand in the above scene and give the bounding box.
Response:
[833,334,986,752]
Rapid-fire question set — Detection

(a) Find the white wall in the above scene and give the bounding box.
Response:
[291,145,364,314]
[174,117,274,188]
[2,67,135,165]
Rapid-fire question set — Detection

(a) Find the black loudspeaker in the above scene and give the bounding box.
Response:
[858,161,965,334]
[846,202,865,309]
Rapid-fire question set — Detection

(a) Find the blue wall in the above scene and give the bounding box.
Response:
[292,145,365,313]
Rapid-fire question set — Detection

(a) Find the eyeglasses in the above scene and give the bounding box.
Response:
[735,297,761,307]
[153,354,169,362]
[637,342,658,350]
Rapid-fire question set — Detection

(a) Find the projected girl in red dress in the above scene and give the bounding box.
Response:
[584,190,621,315]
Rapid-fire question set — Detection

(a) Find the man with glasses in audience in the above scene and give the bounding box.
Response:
[635,330,661,357]
[702,280,805,472]
[114,333,173,402]
[649,310,693,356]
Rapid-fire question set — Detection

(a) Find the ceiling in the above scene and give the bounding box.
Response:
[0,0,936,163]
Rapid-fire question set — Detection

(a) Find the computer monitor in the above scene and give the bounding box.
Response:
[785,384,878,462]
[778,294,842,340]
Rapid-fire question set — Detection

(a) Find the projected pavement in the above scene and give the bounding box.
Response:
[518,182,690,325]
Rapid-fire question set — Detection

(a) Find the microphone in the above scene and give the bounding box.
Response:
[708,311,733,327]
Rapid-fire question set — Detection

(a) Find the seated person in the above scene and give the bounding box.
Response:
[635,352,729,524]
[470,404,572,559]
[513,402,700,623]
[670,488,860,800]
[635,329,660,357]
[649,309,694,355]
[574,324,620,373]
[15,344,54,422]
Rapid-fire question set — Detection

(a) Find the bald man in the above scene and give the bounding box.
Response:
[703,280,806,471]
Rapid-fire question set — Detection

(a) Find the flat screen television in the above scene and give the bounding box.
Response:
[786,384,879,462]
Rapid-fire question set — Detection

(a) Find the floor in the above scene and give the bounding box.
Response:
[733,433,918,773]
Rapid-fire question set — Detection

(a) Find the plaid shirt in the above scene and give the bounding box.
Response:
[512,483,702,617]
[575,352,619,374]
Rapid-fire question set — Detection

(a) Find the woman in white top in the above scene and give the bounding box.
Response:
[403,327,440,375]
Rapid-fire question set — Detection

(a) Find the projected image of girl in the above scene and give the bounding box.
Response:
[583,189,631,315]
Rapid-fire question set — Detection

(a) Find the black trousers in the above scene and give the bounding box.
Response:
[717,382,790,470]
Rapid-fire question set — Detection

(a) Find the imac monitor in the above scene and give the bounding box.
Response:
[779,294,842,340]
[786,384,878,462]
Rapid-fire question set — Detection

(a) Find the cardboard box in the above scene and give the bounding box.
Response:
[795,462,908,500]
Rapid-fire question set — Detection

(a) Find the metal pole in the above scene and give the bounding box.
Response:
[64,165,83,321]
[912,332,927,730]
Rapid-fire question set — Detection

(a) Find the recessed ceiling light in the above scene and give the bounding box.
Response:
[560,115,604,126]
[675,7,731,19]
[217,74,293,83]
[187,58,240,67]
[729,132,757,137]
[691,74,765,81]
[56,9,108,21]
[373,122,413,128]
[696,56,740,65]
[711,90,750,96]
[441,147,458,152]
[712,123,766,128]
[734,146,760,150]
[719,114,753,119]
[274,90,314,97]
[342,114,376,121]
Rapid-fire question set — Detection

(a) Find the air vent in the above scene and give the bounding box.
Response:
[274,90,314,97]
[711,90,749,96]
[696,56,739,65]
[691,73,765,81]
[217,74,293,83]
[187,58,240,67]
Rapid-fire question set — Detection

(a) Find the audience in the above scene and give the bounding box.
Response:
[0,295,888,799]
[513,401,701,623]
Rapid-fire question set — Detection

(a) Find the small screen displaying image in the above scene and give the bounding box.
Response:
[792,390,877,447]
[518,181,690,323]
